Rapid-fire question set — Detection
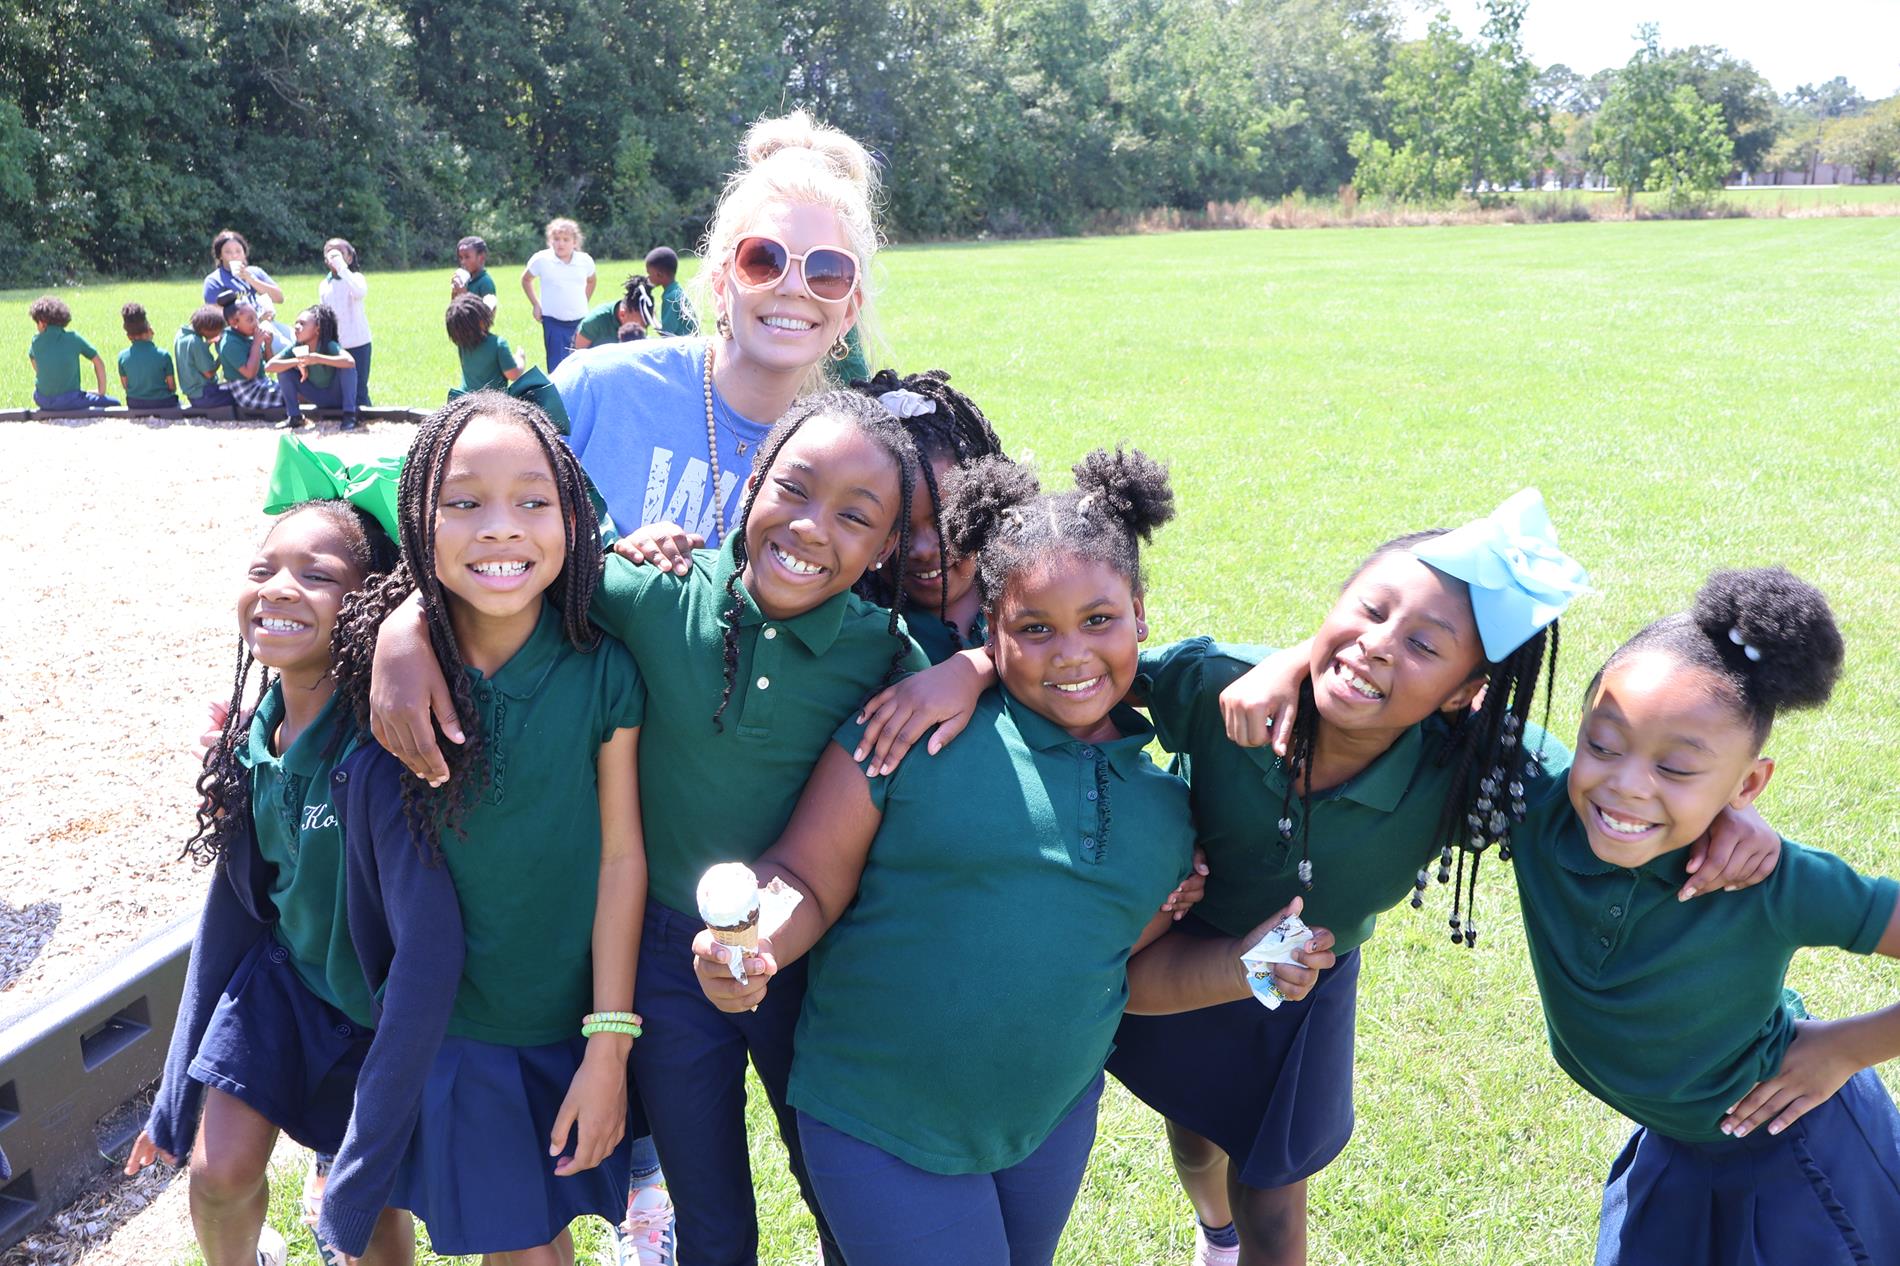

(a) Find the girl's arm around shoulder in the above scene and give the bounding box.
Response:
[320,744,465,1259]
[130,852,273,1170]
[368,591,461,787]
[693,740,884,1012]
[853,646,997,776]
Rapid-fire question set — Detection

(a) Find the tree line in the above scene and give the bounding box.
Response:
[2,0,1893,285]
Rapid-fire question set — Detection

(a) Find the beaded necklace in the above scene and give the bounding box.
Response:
[701,343,748,541]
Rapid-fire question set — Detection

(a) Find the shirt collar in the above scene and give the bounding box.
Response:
[1244,717,1426,812]
[475,601,567,699]
[999,686,1156,779]
[239,683,344,779]
[709,534,850,656]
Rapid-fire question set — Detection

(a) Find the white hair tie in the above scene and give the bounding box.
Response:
[878,389,935,419]
[1728,626,1763,662]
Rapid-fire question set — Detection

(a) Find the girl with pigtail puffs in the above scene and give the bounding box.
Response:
[691,447,1293,1266]
[858,489,1785,1266]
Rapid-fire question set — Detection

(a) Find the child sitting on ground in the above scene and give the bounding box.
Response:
[219,301,286,415]
[175,306,233,410]
[450,235,499,312]
[28,296,118,411]
[644,248,695,336]
[573,275,653,350]
[117,303,178,412]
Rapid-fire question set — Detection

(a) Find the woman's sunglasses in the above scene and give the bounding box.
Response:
[730,235,860,304]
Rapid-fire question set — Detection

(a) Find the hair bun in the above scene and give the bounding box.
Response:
[1692,567,1843,713]
[1072,446,1175,542]
[941,454,1039,562]
[744,109,873,191]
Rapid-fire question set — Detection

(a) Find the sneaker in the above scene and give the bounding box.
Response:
[256,1224,288,1266]
[1194,1224,1239,1266]
[272,416,297,430]
[611,1184,675,1266]
[339,415,360,432]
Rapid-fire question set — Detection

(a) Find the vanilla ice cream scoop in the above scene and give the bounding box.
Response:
[697,863,762,933]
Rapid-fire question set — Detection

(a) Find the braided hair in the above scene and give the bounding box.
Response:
[332,391,603,854]
[186,500,397,866]
[849,369,1006,641]
[1593,567,1842,749]
[1268,531,1561,947]
[298,304,341,348]
[712,390,921,729]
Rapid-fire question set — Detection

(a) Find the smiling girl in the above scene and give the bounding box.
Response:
[128,466,405,1266]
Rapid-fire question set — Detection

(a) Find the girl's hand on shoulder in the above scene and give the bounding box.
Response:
[691,929,775,1012]
[610,522,703,576]
[369,591,463,786]
[1218,641,1313,757]
[197,698,230,761]
[123,1130,175,1175]
[1722,1018,1860,1138]
[1161,849,1210,921]
[855,649,993,776]
[1680,802,1780,901]
[549,1037,632,1176]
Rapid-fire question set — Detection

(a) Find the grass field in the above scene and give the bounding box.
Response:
[5,215,1898,1264]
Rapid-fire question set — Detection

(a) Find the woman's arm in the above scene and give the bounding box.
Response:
[549,727,644,1177]
[691,742,883,1011]
[248,269,285,304]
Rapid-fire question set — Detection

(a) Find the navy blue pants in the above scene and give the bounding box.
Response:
[186,385,235,410]
[34,388,118,411]
[346,342,372,407]
[542,317,580,372]
[627,899,841,1266]
[125,395,179,412]
[1596,1067,1900,1265]
[276,366,361,421]
[798,1072,1103,1266]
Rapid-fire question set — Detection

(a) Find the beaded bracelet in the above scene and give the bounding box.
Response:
[584,1011,640,1026]
[581,1011,643,1040]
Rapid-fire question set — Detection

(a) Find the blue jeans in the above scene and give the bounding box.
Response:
[33,388,118,411]
[346,342,372,407]
[626,899,841,1266]
[277,366,361,420]
[542,317,580,372]
[797,1072,1104,1266]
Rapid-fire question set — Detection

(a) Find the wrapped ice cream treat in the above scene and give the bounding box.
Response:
[1239,915,1315,1010]
[697,864,804,984]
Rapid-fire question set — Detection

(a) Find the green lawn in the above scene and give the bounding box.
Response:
[6,217,1896,1264]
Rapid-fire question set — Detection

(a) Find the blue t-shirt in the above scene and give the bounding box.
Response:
[554,338,772,547]
[202,264,279,306]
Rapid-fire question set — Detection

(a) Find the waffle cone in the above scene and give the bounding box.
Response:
[711,923,758,954]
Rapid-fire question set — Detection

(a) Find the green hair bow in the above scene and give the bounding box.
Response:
[264,434,403,542]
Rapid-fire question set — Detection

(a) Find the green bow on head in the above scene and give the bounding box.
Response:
[264,434,403,542]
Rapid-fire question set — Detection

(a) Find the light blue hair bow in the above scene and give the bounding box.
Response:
[1411,488,1590,663]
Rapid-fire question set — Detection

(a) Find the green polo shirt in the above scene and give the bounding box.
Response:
[1137,638,1567,953]
[457,333,514,392]
[434,602,644,1045]
[657,282,693,336]
[906,609,985,667]
[299,339,344,390]
[239,685,376,1027]
[577,300,624,347]
[118,340,175,400]
[218,328,265,381]
[591,536,928,914]
[30,326,97,395]
[465,268,497,299]
[1512,780,1898,1142]
[790,688,1193,1174]
[174,326,221,398]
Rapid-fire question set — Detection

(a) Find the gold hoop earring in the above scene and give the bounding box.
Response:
[830,337,850,362]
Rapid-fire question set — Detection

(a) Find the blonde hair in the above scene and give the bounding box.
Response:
[697,110,883,386]
[544,217,584,249]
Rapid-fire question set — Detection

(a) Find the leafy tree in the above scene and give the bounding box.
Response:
[1592,25,1734,209]
[1821,97,1900,183]
[1664,46,1779,174]
[1786,77,1868,119]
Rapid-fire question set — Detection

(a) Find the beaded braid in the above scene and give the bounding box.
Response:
[334,391,600,854]
[712,392,921,730]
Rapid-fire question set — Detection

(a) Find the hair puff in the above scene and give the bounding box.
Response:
[1072,445,1175,543]
[1691,566,1842,714]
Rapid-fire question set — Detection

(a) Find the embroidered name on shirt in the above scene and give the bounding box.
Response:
[302,802,336,832]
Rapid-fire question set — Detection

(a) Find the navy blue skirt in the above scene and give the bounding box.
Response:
[187,936,370,1153]
[1595,1067,1900,1266]
[1107,931,1360,1190]
[390,1034,633,1255]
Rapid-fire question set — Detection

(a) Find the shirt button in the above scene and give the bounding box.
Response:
[1083,836,1096,849]
[1079,746,1096,758]
[1598,935,1612,948]
[1086,789,1098,801]
[1609,905,1624,918]
[763,627,777,640]
[757,676,770,690]
[333,769,348,784]
[334,1023,353,1038]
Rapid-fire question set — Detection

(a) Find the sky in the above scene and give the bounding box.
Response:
[1400,0,1900,99]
